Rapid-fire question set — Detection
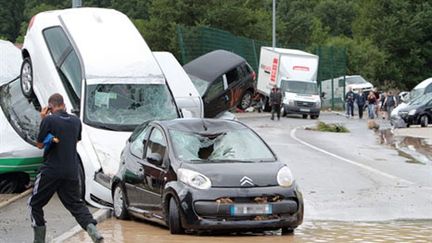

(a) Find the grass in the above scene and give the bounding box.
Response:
[308,121,350,133]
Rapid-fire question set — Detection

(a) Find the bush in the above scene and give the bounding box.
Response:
[315,121,349,133]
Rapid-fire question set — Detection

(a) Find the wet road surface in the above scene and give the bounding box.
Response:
[67,218,432,242]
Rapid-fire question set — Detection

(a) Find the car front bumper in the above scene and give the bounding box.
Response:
[283,104,320,116]
[175,184,304,231]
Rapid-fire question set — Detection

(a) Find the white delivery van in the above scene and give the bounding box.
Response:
[257,47,320,119]
[153,52,204,118]
[20,8,179,208]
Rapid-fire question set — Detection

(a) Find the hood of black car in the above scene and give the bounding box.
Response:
[399,104,423,113]
[180,162,285,188]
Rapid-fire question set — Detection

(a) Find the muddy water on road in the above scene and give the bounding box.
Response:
[67,219,432,242]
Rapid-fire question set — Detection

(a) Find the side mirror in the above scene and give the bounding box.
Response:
[147,153,162,166]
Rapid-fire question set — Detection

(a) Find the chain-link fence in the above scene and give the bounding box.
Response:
[177,25,347,110]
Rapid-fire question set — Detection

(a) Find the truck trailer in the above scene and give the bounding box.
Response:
[257,47,320,119]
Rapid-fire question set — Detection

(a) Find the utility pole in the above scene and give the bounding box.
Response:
[272,0,276,48]
[72,0,82,8]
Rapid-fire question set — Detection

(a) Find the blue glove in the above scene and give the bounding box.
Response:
[43,133,55,152]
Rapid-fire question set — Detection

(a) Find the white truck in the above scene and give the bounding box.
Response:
[257,47,320,119]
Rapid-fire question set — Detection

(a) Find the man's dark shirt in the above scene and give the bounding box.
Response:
[270,90,282,105]
[345,91,355,104]
[37,110,81,179]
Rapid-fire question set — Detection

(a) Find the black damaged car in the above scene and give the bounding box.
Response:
[111,118,303,234]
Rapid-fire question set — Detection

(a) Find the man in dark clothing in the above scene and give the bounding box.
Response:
[28,93,103,243]
[270,86,283,120]
[355,89,367,119]
[345,87,355,118]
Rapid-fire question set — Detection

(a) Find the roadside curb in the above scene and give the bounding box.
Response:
[0,188,32,209]
[51,208,111,243]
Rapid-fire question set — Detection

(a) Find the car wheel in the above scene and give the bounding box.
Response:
[113,184,129,220]
[169,197,184,234]
[78,161,85,200]
[310,115,319,119]
[20,57,35,98]
[420,115,429,127]
[239,91,252,110]
[281,227,295,235]
[0,178,19,193]
[282,107,287,117]
[302,114,308,119]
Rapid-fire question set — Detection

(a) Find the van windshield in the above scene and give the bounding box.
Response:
[84,83,178,131]
[280,80,318,95]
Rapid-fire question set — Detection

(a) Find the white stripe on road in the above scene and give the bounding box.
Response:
[290,127,415,185]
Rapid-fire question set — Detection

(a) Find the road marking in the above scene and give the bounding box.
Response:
[51,208,111,242]
[290,127,415,185]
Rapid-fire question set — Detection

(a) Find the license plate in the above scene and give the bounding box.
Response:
[230,204,272,216]
[300,108,310,112]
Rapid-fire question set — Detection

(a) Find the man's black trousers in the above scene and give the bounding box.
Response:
[28,172,96,229]
[271,104,281,119]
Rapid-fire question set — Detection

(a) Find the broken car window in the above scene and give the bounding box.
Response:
[85,83,178,131]
[0,79,41,144]
[169,128,276,163]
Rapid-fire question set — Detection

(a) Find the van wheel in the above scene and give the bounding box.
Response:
[420,115,429,127]
[310,115,319,119]
[169,197,184,234]
[113,184,129,220]
[239,91,252,110]
[20,57,35,98]
[302,114,308,119]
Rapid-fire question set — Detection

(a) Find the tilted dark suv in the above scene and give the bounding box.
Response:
[184,50,256,118]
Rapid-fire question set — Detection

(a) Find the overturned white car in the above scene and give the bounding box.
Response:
[19,8,179,207]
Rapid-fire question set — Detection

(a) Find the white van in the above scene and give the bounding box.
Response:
[20,8,179,208]
[257,47,320,119]
[153,51,203,118]
[321,75,374,102]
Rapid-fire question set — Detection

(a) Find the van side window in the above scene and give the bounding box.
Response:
[338,79,345,87]
[206,77,224,101]
[226,68,239,85]
[43,27,82,108]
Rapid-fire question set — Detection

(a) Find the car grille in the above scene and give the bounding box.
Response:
[295,101,315,108]
[193,195,299,221]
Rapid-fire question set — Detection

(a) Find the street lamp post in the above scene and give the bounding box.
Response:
[272,0,276,48]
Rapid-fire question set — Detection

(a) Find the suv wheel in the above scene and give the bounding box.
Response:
[20,57,35,98]
[239,91,252,110]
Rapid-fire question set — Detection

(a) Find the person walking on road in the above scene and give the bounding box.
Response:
[367,91,377,119]
[28,93,103,243]
[270,85,283,120]
[356,89,367,119]
[383,91,397,120]
[345,87,355,118]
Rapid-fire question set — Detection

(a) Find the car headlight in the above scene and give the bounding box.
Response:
[315,101,321,108]
[277,166,294,187]
[408,109,417,116]
[178,168,212,190]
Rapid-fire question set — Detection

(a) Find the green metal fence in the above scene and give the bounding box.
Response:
[177,25,347,110]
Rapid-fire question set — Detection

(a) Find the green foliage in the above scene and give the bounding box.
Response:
[1,0,432,90]
[315,122,349,133]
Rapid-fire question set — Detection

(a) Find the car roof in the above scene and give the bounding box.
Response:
[414,77,432,89]
[183,50,246,82]
[155,118,246,134]
[34,8,164,80]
